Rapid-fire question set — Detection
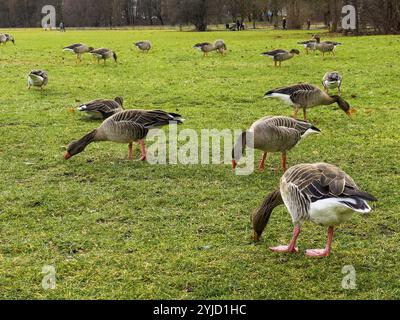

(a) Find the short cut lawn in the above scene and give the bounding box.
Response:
[0,28,399,299]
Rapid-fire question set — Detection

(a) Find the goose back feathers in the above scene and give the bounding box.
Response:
[134,41,152,52]
[91,48,117,63]
[78,97,124,119]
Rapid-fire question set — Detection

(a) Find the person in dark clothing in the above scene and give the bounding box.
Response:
[236,20,241,31]
[282,17,287,30]
[307,19,311,30]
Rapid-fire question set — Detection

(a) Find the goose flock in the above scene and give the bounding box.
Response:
[1,31,377,258]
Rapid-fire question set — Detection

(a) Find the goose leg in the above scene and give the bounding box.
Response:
[128,143,133,160]
[270,225,300,253]
[303,108,308,121]
[305,226,334,257]
[292,108,299,119]
[139,139,147,161]
[258,152,267,171]
[281,152,287,172]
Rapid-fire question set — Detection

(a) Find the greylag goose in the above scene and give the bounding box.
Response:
[313,35,341,58]
[193,40,226,57]
[63,44,94,61]
[134,41,152,52]
[0,33,15,45]
[214,39,227,55]
[261,49,300,67]
[252,163,377,257]
[232,116,320,172]
[64,110,184,160]
[91,48,117,64]
[264,83,352,121]
[322,72,343,95]
[77,97,124,119]
[27,70,48,89]
[297,39,316,54]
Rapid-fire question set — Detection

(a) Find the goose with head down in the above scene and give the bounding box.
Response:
[64,109,184,161]
[264,83,353,121]
[252,162,377,257]
[232,116,320,172]
[77,97,124,120]
[0,33,15,45]
[134,41,152,52]
[27,70,48,89]
[63,43,94,61]
[91,48,117,64]
[261,49,300,67]
[322,71,343,95]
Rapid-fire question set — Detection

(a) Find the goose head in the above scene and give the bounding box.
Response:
[114,96,124,106]
[290,49,300,55]
[331,95,353,118]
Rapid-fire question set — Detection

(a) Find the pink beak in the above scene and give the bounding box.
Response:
[232,160,237,169]
[64,152,71,160]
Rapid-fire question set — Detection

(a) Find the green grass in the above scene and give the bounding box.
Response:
[0,28,399,300]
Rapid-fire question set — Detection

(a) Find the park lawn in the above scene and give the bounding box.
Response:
[0,28,399,300]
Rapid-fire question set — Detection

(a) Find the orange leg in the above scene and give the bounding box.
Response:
[258,152,267,171]
[292,108,299,119]
[270,225,300,253]
[139,139,147,161]
[128,143,133,160]
[303,108,308,121]
[305,226,334,257]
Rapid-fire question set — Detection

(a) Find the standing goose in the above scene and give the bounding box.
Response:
[322,71,343,95]
[27,70,48,90]
[134,41,152,52]
[64,109,184,160]
[313,35,341,58]
[261,49,300,67]
[63,43,94,61]
[252,163,377,257]
[193,41,225,57]
[91,48,118,64]
[77,97,124,119]
[264,83,352,121]
[232,116,320,172]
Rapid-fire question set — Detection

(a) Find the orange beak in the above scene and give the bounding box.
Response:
[346,111,353,119]
[232,160,237,169]
[64,152,71,160]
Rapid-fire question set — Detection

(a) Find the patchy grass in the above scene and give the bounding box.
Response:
[0,28,399,300]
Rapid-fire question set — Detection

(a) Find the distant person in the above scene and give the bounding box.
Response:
[267,10,273,23]
[240,21,245,30]
[282,17,287,30]
[60,22,66,32]
[307,19,311,30]
[236,20,241,31]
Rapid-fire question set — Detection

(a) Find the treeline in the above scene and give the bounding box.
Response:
[0,0,399,34]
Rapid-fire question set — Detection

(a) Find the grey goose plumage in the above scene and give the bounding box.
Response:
[252,163,377,257]
[27,70,48,89]
[0,33,15,45]
[134,41,152,52]
[63,43,94,61]
[91,48,117,64]
[232,116,320,172]
[264,83,352,120]
[261,49,300,67]
[193,39,227,56]
[322,71,343,95]
[78,97,124,119]
[64,109,184,160]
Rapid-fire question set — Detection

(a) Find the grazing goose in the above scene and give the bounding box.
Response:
[232,116,320,172]
[252,163,377,257]
[134,41,152,52]
[64,109,184,160]
[193,40,226,57]
[78,97,124,119]
[264,83,352,121]
[0,33,15,45]
[261,49,300,67]
[214,39,227,55]
[63,43,94,61]
[27,70,48,90]
[297,39,316,54]
[322,71,343,95]
[91,48,117,64]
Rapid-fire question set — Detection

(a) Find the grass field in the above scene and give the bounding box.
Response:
[0,28,399,300]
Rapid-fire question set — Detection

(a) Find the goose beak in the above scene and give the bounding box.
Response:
[232,160,237,169]
[345,111,353,119]
[64,152,72,160]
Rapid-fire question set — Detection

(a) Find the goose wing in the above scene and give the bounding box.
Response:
[64,43,82,50]
[109,110,183,128]
[91,48,109,56]
[78,99,121,117]
[261,116,320,135]
[261,49,287,57]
